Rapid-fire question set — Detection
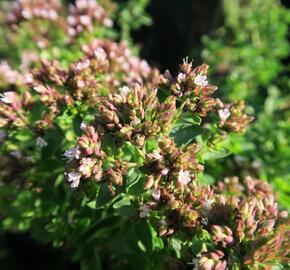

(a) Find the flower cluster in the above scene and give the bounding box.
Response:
[61,56,286,268]
[0,61,23,88]
[160,61,218,117]
[5,0,114,50]
[67,0,113,38]
[216,99,254,133]
[63,60,253,192]
[0,91,31,127]
[7,0,62,25]
[0,38,157,130]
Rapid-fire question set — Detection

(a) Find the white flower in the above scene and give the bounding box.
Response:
[48,10,58,20]
[24,73,34,84]
[80,121,87,130]
[152,188,161,201]
[201,217,209,225]
[0,92,13,104]
[68,171,81,188]
[103,18,113,27]
[218,108,230,122]
[161,168,169,176]
[75,59,90,71]
[177,170,191,186]
[21,9,32,19]
[148,150,162,160]
[119,86,131,95]
[0,129,6,143]
[79,158,95,176]
[177,72,186,83]
[130,118,141,126]
[36,137,48,148]
[68,27,77,37]
[139,204,151,218]
[202,199,214,212]
[77,79,85,88]
[80,15,91,26]
[67,15,77,25]
[194,74,208,87]
[64,147,80,161]
[94,48,107,63]
[76,0,88,9]
[10,150,22,159]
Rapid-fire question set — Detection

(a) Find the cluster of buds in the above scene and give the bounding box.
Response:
[7,0,62,26]
[139,170,289,268]
[160,60,218,117]
[67,0,113,38]
[81,39,156,87]
[6,0,114,50]
[0,61,24,88]
[0,91,32,127]
[211,225,234,247]
[18,39,157,129]
[216,99,254,133]
[6,0,66,49]
[65,125,105,188]
[96,83,176,147]
[198,250,227,270]
[244,224,290,266]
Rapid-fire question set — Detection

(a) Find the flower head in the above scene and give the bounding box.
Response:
[139,204,151,218]
[64,147,80,161]
[218,108,230,122]
[194,74,208,87]
[0,92,13,104]
[177,170,191,186]
[68,171,81,188]
[36,137,48,148]
[152,188,161,201]
[79,157,95,177]
[80,121,87,131]
[177,72,186,83]
[119,85,131,95]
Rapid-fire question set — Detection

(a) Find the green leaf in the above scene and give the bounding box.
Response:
[202,148,231,161]
[80,248,102,270]
[126,168,142,189]
[113,196,131,209]
[95,183,114,209]
[145,139,159,153]
[190,236,202,256]
[170,126,202,147]
[169,237,182,259]
[102,134,116,155]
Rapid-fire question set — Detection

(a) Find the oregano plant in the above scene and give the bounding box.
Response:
[0,1,289,269]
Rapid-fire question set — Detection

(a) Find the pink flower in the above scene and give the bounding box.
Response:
[139,204,151,218]
[119,86,130,95]
[80,15,91,26]
[148,150,162,160]
[152,188,161,201]
[0,92,14,104]
[80,121,87,130]
[218,108,230,122]
[64,147,80,161]
[79,158,95,177]
[177,170,191,186]
[68,171,81,188]
[177,72,186,83]
[194,74,208,86]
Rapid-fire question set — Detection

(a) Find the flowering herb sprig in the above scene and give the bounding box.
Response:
[0,1,289,270]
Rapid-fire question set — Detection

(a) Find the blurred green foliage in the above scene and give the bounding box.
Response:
[202,0,290,208]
